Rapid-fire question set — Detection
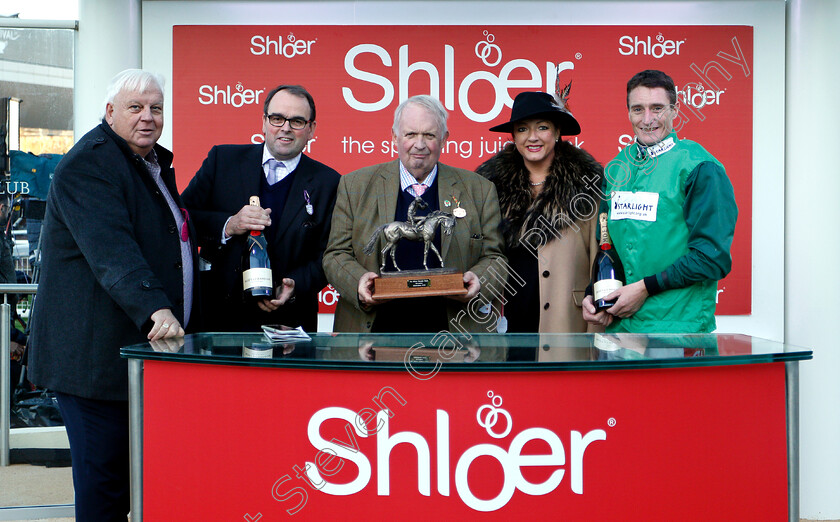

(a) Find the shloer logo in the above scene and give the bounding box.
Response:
[342,31,576,123]
[618,32,685,58]
[197,82,264,107]
[677,84,724,108]
[251,33,316,58]
[300,396,607,512]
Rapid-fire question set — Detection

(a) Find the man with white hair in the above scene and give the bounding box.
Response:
[324,95,506,333]
[28,69,198,521]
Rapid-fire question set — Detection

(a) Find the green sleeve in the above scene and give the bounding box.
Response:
[654,161,737,291]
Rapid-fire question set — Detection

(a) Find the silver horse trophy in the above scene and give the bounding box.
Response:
[363,198,456,271]
[362,197,466,299]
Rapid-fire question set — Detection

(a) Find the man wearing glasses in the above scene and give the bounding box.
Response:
[582,69,737,333]
[183,84,340,332]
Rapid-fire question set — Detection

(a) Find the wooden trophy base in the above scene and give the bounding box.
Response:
[373,268,468,299]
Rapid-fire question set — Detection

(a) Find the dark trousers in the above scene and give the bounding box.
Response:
[55,392,130,522]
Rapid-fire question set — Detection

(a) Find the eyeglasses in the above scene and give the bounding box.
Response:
[629,105,675,116]
[264,113,311,130]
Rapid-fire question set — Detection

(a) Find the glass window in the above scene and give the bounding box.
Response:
[1,26,74,153]
[1,6,77,515]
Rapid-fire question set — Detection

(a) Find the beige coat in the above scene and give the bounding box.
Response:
[476,140,605,334]
[535,214,602,333]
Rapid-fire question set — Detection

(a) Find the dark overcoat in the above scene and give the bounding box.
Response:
[28,122,199,401]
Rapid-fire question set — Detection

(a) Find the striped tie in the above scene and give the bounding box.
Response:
[267,159,280,185]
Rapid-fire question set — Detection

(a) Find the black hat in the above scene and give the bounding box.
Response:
[488,91,581,136]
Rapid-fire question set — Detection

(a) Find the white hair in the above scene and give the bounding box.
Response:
[392,95,448,136]
[102,69,165,118]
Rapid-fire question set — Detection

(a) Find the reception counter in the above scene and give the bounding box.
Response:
[121,333,811,521]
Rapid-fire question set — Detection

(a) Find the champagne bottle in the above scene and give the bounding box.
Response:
[242,196,273,299]
[592,213,625,311]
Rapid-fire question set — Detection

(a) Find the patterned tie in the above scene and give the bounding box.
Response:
[411,183,427,197]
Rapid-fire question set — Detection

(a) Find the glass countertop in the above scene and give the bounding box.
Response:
[120,333,812,372]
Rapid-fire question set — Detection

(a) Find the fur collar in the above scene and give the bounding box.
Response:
[476,140,603,247]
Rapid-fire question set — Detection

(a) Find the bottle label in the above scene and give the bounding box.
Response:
[593,333,621,352]
[242,345,274,358]
[594,279,623,301]
[243,268,273,291]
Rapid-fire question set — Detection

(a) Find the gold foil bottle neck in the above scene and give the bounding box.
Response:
[599,213,612,246]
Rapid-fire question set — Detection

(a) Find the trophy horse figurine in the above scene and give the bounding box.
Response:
[362,197,457,271]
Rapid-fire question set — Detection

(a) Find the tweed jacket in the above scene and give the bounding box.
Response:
[28,122,199,401]
[323,160,507,333]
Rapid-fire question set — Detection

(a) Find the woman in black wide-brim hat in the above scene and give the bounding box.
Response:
[476,87,604,333]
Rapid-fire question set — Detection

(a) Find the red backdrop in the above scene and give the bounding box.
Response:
[172,25,753,315]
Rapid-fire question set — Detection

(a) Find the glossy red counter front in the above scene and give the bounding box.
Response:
[121,333,811,521]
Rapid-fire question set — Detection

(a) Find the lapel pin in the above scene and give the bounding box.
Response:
[304,190,314,216]
[452,196,466,218]
[444,200,451,207]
